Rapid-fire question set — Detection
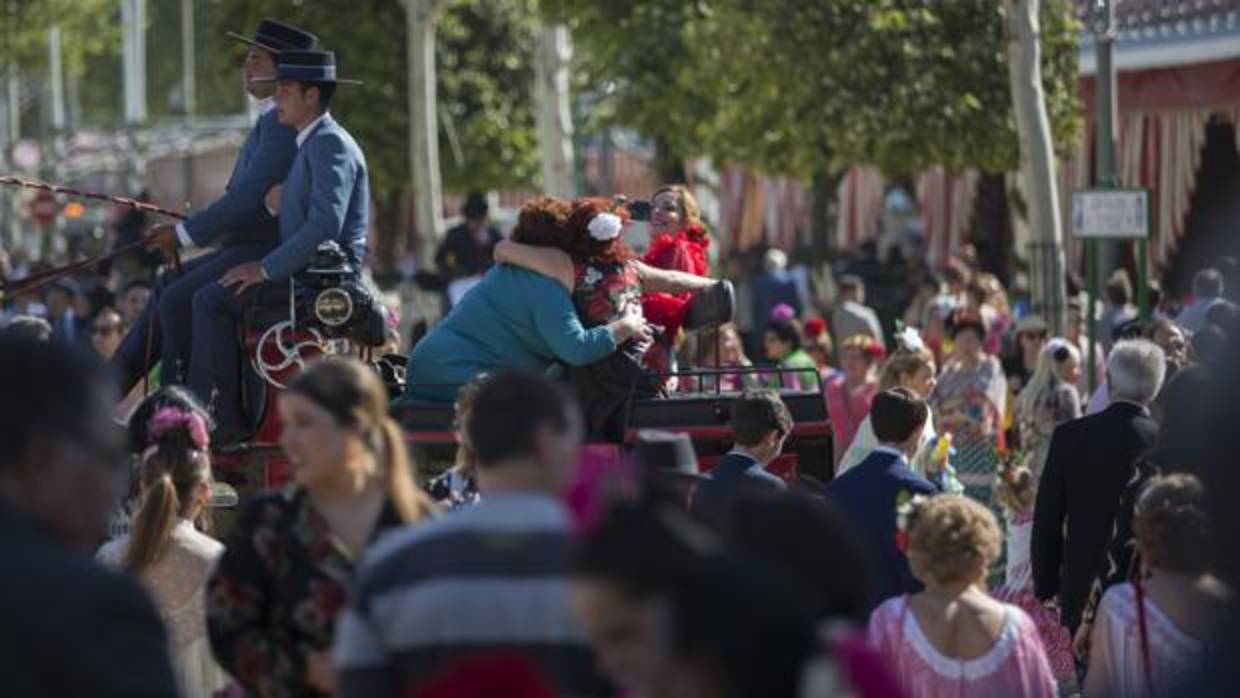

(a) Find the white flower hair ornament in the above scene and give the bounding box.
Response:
[895,326,927,353]
[588,212,623,241]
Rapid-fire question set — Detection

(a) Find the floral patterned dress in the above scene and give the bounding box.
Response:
[929,355,1007,504]
[569,259,658,440]
[206,487,403,698]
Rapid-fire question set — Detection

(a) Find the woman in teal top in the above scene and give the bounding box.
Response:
[403,197,650,403]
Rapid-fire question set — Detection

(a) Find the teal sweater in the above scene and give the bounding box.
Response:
[403,266,618,402]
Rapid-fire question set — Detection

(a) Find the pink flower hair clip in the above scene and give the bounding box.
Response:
[147,407,210,451]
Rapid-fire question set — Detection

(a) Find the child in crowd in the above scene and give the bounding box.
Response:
[867,495,1057,698]
[991,462,1075,689]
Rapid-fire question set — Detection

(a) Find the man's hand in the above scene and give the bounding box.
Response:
[220,262,267,295]
[1073,619,1093,660]
[265,184,284,215]
[145,223,180,261]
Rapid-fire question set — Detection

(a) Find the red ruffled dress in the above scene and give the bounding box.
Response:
[640,223,711,378]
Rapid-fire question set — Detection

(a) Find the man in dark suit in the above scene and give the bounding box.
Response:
[436,192,503,282]
[115,19,318,390]
[1032,338,1165,634]
[827,388,938,608]
[0,335,177,697]
[693,389,791,527]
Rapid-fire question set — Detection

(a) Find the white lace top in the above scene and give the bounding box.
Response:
[867,596,1057,698]
[1088,582,1205,697]
[98,519,229,698]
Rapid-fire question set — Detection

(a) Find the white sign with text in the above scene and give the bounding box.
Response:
[1072,189,1149,239]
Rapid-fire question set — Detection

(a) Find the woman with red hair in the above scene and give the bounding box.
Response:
[494,197,717,438]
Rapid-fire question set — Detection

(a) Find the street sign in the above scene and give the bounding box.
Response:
[30,190,58,227]
[1071,189,1149,239]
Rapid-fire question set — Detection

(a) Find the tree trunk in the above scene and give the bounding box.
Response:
[810,166,844,264]
[1006,0,1067,334]
[653,135,686,185]
[534,23,574,198]
[405,0,444,271]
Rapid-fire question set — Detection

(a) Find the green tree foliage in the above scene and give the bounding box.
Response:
[213,0,540,200]
[551,0,1082,179]
[1,0,123,131]
[145,0,248,118]
[0,0,119,68]
[542,0,723,180]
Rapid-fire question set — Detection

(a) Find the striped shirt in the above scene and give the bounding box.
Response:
[335,492,610,698]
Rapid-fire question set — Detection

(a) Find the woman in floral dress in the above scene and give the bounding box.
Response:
[928,310,1008,504]
[494,197,716,439]
[207,359,436,697]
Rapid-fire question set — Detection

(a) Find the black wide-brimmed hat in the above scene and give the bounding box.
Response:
[255,50,363,85]
[228,19,319,54]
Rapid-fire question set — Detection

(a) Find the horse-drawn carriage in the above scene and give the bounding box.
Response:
[211,242,834,501]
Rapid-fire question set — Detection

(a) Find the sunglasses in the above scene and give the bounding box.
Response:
[93,324,121,336]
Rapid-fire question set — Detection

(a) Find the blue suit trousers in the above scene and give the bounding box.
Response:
[112,244,273,391]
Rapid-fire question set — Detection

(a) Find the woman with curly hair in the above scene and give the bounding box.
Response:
[403,196,651,404]
[929,310,1008,503]
[493,197,717,438]
[867,495,1057,697]
[1084,474,1228,697]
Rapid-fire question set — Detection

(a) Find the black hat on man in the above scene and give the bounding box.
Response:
[228,19,319,54]
[257,50,363,85]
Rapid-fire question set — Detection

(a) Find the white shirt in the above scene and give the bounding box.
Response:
[175,97,281,248]
[295,111,329,149]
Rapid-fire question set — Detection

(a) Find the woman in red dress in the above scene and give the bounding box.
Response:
[640,185,712,380]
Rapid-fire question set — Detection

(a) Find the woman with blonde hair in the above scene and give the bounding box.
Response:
[98,407,227,698]
[837,329,944,480]
[1014,338,1081,479]
[868,495,1057,697]
[640,185,713,377]
[208,357,436,697]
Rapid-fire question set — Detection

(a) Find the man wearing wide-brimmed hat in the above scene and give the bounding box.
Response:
[113,19,318,396]
[192,49,368,441]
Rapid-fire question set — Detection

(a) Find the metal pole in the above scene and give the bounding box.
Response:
[180,0,195,117]
[1088,0,1119,393]
[47,27,65,132]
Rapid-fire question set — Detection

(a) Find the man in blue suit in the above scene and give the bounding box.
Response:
[826,388,939,609]
[113,19,318,391]
[693,389,791,528]
[189,49,368,440]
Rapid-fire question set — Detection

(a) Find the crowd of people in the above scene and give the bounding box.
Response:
[3,17,1240,698]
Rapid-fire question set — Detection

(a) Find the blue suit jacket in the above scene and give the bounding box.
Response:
[183,108,298,247]
[826,448,938,608]
[261,114,369,281]
[692,451,787,527]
